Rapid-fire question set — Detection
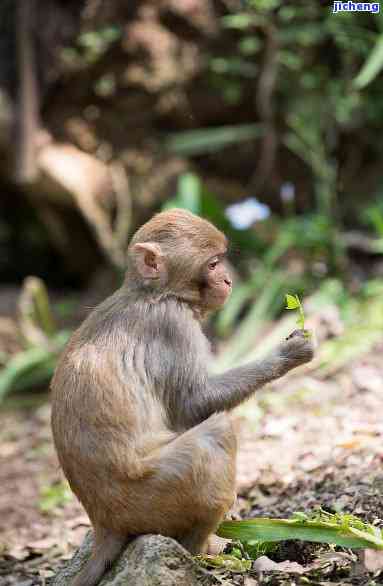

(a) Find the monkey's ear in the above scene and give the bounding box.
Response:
[132,242,166,280]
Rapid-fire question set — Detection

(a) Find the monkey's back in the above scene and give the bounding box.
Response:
[50,290,174,523]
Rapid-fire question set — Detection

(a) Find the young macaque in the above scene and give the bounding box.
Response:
[51,209,314,586]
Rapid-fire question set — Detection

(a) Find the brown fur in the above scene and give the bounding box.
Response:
[51,209,314,586]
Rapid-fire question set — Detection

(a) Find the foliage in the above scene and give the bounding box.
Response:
[61,26,121,67]
[363,190,383,246]
[217,509,383,557]
[0,278,70,402]
[162,0,383,228]
[196,553,252,573]
[0,332,69,400]
[199,509,383,574]
[315,279,383,377]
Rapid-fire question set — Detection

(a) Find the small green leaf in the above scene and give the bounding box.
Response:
[285,293,300,309]
[285,293,306,331]
[231,547,243,559]
[242,539,277,559]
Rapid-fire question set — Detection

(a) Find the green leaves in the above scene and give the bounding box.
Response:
[217,513,383,555]
[196,553,252,573]
[0,277,71,402]
[285,293,306,331]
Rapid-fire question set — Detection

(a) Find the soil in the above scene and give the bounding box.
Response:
[1,322,383,585]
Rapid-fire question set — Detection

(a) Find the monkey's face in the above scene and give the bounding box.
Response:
[198,255,232,311]
[128,208,233,313]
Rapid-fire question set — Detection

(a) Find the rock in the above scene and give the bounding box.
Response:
[51,532,219,586]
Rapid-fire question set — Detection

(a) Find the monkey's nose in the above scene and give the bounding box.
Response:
[224,278,232,287]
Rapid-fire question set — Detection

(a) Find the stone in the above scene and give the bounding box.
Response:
[52,532,219,586]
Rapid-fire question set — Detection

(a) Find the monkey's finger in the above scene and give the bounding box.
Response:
[285,329,304,340]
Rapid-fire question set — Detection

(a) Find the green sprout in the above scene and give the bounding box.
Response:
[285,293,306,331]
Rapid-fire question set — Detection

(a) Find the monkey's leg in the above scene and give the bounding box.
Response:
[177,484,237,554]
[69,413,236,585]
[132,413,237,553]
[179,520,225,555]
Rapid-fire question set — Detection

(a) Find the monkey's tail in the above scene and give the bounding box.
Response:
[72,531,127,586]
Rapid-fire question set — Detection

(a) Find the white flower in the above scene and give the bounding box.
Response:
[225,197,270,230]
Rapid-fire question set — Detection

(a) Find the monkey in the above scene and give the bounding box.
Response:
[50,208,314,586]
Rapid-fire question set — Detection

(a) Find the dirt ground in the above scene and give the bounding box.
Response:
[1,332,383,585]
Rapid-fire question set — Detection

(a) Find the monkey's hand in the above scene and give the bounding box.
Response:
[278,329,315,368]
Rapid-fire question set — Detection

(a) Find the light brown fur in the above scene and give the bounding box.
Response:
[51,209,314,586]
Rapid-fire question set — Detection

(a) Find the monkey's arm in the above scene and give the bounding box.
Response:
[186,330,314,425]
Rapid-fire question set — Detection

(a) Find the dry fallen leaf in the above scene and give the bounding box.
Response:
[244,577,259,585]
[363,549,383,573]
[28,536,58,552]
[253,555,305,574]
[312,550,356,566]
[6,545,30,561]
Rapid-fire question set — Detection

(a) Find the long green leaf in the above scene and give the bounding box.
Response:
[163,124,262,156]
[0,331,69,400]
[163,173,202,214]
[354,35,383,89]
[217,518,383,550]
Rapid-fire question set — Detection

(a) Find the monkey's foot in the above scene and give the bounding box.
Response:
[206,535,231,555]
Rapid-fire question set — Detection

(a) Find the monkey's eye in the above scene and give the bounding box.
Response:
[208,259,220,270]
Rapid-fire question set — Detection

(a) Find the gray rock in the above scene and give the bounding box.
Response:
[51,532,219,586]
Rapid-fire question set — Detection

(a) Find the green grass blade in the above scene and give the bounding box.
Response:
[0,347,54,400]
[162,173,202,214]
[0,331,70,400]
[163,124,262,156]
[217,518,383,550]
[354,34,383,89]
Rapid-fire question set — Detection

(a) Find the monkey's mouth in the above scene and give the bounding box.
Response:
[200,283,232,310]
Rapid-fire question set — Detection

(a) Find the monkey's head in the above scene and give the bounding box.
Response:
[127,209,232,314]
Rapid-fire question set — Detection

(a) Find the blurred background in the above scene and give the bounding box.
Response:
[1,0,383,584]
